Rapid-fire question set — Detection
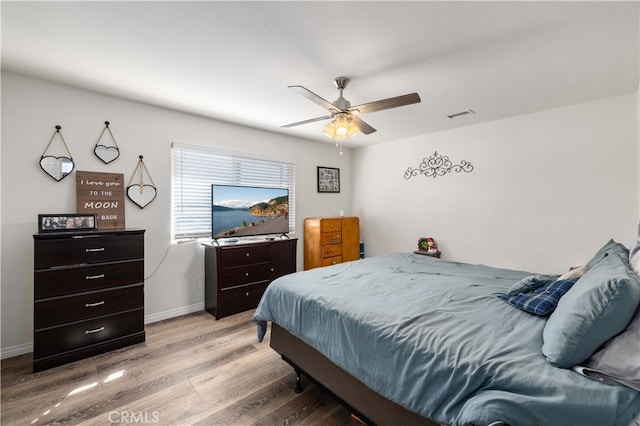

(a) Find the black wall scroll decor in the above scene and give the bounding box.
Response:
[404,151,473,180]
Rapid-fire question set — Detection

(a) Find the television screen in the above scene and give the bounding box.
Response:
[211,185,289,239]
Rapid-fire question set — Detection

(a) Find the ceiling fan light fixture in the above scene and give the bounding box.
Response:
[322,113,360,140]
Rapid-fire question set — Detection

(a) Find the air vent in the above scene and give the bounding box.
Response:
[447,109,475,119]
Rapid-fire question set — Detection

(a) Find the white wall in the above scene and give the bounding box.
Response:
[353,93,639,274]
[1,72,353,357]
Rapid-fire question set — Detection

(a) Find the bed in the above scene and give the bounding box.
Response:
[254,241,640,426]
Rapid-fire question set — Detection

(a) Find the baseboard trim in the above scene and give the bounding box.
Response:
[1,303,206,360]
[1,342,32,360]
[144,302,205,324]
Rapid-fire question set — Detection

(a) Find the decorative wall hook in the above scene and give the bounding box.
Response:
[404,151,473,180]
[94,121,120,164]
[126,155,157,209]
[39,125,75,182]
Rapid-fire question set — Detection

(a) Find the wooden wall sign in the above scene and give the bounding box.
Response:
[76,171,126,229]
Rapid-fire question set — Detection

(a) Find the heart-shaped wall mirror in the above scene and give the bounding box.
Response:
[94,121,120,164]
[40,125,75,182]
[40,156,75,182]
[126,155,157,209]
[94,145,120,164]
[127,184,157,209]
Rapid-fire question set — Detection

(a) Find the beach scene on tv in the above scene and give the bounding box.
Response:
[212,185,289,238]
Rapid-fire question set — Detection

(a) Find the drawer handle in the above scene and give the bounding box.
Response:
[332,261,337,265]
[85,301,105,307]
[85,326,105,335]
[246,253,250,257]
[245,292,250,297]
[85,248,105,253]
[270,267,275,272]
[85,274,105,280]
[245,272,249,277]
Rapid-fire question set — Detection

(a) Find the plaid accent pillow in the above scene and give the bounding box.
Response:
[498,266,588,316]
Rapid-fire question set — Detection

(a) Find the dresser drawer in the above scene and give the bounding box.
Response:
[322,256,343,267]
[35,260,143,299]
[219,281,269,314]
[35,284,144,329]
[35,233,143,269]
[34,309,143,359]
[321,232,342,245]
[321,219,341,233]
[219,263,270,288]
[220,244,269,266]
[322,244,342,258]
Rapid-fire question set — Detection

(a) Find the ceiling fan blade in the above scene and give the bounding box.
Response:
[349,93,421,115]
[281,115,332,128]
[288,85,343,112]
[351,115,376,135]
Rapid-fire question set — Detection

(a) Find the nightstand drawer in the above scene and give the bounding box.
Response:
[322,244,342,258]
[220,244,270,266]
[321,232,342,245]
[219,262,271,288]
[322,256,342,267]
[35,260,143,299]
[219,281,270,314]
[35,233,143,269]
[321,219,342,233]
[35,284,144,329]
[34,309,144,359]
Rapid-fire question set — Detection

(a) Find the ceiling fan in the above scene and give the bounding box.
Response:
[281,77,421,138]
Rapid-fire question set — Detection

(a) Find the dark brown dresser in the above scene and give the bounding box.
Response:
[33,229,145,372]
[204,238,297,319]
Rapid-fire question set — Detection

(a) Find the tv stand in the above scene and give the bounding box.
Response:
[203,237,297,319]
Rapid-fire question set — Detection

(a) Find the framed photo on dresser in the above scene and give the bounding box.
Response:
[38,214,97,232]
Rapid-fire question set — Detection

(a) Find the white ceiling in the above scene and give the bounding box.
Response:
[2,1,638,148]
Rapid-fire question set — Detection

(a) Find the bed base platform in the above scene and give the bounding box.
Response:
[270,322,439,426]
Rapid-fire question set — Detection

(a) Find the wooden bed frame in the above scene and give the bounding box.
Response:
[270,323,439,426]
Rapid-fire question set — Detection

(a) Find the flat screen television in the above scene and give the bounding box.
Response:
[211,184,290,239]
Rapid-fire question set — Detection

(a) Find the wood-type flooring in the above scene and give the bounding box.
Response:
[1,310,356,425]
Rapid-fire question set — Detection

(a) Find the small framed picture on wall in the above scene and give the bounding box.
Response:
[317,166,340,193]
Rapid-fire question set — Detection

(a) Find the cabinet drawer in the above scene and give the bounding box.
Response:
[322,256,343,267]
[220,263,270,288]
[35,285,144,329]
[35,260,144,299]
[321,219,341,233]
[220,281,269,313]
[321,232,342,245]
[322,244,343,258]
[220,245,269,266]
[35,233,143,269]
[34,309,143,359]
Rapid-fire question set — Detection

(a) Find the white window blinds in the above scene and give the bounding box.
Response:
[171,143,295,241]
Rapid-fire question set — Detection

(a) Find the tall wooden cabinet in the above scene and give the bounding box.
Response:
[33,229,145,372]
[304,217,360,270]
[204,238,297,320]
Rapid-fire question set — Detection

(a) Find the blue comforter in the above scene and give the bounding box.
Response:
[254,253,640,426]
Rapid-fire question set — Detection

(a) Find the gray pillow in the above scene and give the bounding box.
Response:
[585,239,629,268]
[573,305,640,391]
[542,252,640,368]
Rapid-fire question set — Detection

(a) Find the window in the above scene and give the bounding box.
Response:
[171,142,295,241]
